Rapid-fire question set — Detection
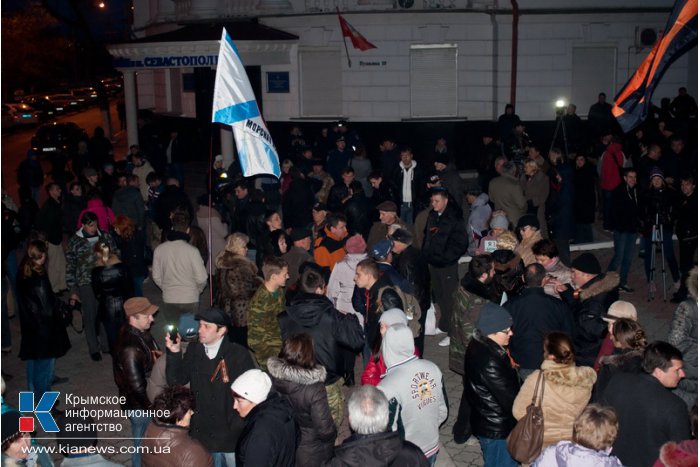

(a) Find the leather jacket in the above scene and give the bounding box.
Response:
[113,325,160,410]
[463,332,521,439]
[92,263,132,322]
[141,421,213,467]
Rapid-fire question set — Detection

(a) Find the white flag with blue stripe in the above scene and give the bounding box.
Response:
[212,28,281,178]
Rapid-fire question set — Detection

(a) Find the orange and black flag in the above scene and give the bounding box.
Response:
[613,0,697,132]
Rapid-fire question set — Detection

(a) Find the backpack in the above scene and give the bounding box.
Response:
[378,285,422,338]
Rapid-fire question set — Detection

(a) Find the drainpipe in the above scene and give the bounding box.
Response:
[490,11,499,120]
[510,0,519,107]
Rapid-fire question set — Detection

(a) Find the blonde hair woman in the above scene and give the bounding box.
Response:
[513,332,596,452]
[91,240,132,353]
[214,233,262,348]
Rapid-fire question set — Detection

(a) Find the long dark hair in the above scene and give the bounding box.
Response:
[279,333,316,370]
[20,240,48,279]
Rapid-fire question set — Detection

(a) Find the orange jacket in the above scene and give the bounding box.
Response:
[313,226,346,271]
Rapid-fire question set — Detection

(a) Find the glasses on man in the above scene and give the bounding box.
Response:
[498,327,512,334]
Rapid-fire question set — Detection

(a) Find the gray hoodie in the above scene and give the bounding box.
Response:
[378,324,448,457]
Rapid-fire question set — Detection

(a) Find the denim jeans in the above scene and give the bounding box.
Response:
[132,275,145,298]
[129,413,152,467]
[601,189,614,230]
[426,452,438,466]
[400,203,414,225]
[26,359,55,399]
[643,234,680,283]
[608,231,637,286]
[477,437,518,467]
[211,451,236,467]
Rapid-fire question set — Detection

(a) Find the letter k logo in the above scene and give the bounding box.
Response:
[18,392,60,432]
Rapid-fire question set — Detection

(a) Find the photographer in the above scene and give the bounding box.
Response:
[640,168,680,293]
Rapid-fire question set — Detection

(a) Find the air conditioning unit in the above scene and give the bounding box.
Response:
[635,26,660,48]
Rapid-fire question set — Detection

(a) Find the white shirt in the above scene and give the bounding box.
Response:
[204,336,224,360]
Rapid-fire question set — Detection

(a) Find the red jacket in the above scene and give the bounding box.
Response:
[361,346,421,386]
[600,143,625,191]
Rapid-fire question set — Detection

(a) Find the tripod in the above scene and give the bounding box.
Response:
[549,112,570,159]
[647,212,668,302]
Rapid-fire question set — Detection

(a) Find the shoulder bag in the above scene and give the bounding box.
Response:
[507,369,545,463]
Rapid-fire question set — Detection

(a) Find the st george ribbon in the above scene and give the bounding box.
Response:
[212,28,281,178]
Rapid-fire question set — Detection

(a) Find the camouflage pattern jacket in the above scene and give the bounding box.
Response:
[248,285,285,371]
[66,228,119,291]
[449,276,495,375]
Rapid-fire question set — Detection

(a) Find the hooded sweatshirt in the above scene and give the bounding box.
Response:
[378,324,448,457]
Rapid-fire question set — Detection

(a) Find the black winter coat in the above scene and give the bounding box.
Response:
[113,325,159,410]
[62,194,86,235]
[112,186,145,228]
[278,292,365,385]
[610,183,641,233]
[235,392,297,467]
[114,229,148,279]
[268,358,336,466]
[547,161,575,240]
[153,185,193,231]
[282,178,315,229]
[675,190,698,241]
[391,163,426,206]
[422,206,469,267]
[463,332,521,439]
[591,348,643,403]
[393,245,431,312]
[560,272,619,367]
[35,198,63,245]
[602,372,690,467]
[92,263,132,324]
[344,194,371,238]
[504,287,575,370]
[573,162,597,224]
[166,339,256,452]
[325,431,429,467]
[17,271,71,361]
[640,186,676,237]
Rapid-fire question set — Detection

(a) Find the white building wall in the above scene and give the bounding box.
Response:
[260,10,696,122]
[129,1,697,123]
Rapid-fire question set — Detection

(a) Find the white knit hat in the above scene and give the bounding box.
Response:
[230,369,271,404]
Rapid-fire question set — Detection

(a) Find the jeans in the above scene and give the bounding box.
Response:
[211,451,236,467]
[426,453,438,466]
[26,359,55,400]
[608,231,637,286]
[128,413,152,467]
[78,285,109,355]
[132,275,145,297]
[643,234,680,283]
[429,264,458,333]
[477,437,518,467]
[400,203,414,225]
[602,189,614,230]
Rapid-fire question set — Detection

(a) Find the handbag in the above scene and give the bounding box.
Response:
[507,370,545,463]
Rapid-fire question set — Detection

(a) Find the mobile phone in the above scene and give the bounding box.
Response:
[167,324,178,342]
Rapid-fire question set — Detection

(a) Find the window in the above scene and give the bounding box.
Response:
[410,44,457,118]
[300,49,342,116]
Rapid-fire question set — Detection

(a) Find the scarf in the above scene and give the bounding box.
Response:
[400,160,416,203]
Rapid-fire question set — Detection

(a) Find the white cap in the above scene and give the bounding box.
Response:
[602,301,638,323]
[230,369,271,404]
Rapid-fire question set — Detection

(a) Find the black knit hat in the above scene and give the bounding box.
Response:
[1,411,21,447]
[571,253,601,275]
[516,214,540,231]
[476,303,513,335]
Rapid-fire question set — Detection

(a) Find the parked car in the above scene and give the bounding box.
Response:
[47,94,81,112]
[2,104,18,130]
[72,87,98,107]
[31,122,88,156]
[21,95,59,120]
[4,103,41,125]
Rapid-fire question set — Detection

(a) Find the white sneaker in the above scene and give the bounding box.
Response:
[435,328,447,335]
[438,336,450,347]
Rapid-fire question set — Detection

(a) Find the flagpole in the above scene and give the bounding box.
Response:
[337,7,352,68]
[207,126,214,307]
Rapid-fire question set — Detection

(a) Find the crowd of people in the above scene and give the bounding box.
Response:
[0,90,698,467]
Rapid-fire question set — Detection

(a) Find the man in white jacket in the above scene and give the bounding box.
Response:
[152,208,207,336]
[378,324,448,464]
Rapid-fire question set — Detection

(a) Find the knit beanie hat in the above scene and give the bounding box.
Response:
[571,253,601,275]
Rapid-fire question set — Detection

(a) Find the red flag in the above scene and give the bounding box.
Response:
[337,11,377,51]
[613,0,697,132]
